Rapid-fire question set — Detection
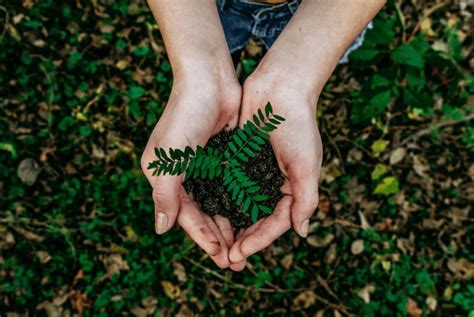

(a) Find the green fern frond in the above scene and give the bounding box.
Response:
[147,145,222,180]
[224,102,284,165]
[223,164,270,222]
[147,102,285,223]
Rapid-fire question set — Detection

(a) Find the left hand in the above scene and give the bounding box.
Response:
[228,69,323,264]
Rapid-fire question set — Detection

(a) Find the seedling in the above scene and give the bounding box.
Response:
[147,102,285,222]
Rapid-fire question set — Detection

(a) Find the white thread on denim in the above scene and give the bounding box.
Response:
[339,21,373,64]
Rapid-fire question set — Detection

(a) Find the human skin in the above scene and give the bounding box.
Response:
[143,0,385,271]
[142,0,245,270]
[228,0,386,266]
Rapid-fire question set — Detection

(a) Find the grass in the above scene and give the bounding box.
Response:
[0,0,473,316]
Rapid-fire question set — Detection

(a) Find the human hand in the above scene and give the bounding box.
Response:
[229,71,323,264]
[141,67,246,270]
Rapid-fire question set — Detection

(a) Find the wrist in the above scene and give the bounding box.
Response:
[248,62,321,108]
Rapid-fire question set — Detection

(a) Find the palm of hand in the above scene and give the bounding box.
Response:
[142,76,322,271]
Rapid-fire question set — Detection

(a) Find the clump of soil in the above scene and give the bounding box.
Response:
[184,130,284,229]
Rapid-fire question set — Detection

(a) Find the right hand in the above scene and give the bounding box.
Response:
[141,67,246,270]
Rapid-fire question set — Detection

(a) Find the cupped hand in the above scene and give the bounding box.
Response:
[229,72,323,264]
[141,71,246,270]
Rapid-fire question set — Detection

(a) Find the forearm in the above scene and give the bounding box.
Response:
[256,0,385,95]
[147,0,235,80]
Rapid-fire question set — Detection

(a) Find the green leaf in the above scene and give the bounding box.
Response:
[128,86,145,100]
[233,134,243,147]
[184,146,195,157]
[160,148,171,162]
[247,186,260,193]
[195,156,204,168]
[209,166,216,180]
[251,204,259,222]
[374,176,399,195]
[201,166,208,179]
[273,114,285,122]
[391,44,424,68]
[258,108,265,122]
[257,131,270,139]
[371,139,390,158]
[172,162,180,175]
[196,146,205,156]
[232,185,240,200]
[371,163,387,180]
[215,165,223,177]
[248,141,261,152]
[180,159,188,174]
[242,197,251,213]
[228,180,237,192]
[229,142,238,154]
[169,148,178,160]
[262,123,276,132]
[253,114,260,126]
[243,148,255,158]
[237,129,247,141]
[254,136,265,145]
[175,149,185,159]
[188,158,196,174]
[259,205,272,214]
[265,102,273,116]
[237,153,248,162]
[236,191,245,205]
[253,195,268,202]
[154,147,161,159]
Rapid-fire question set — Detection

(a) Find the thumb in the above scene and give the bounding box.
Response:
[152,175,181,234]
[290,175,319,238]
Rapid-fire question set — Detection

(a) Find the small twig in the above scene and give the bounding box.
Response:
[406,1,449,43]
[395,1,406,42]
[400,113,474,146]
[0,5,9,42]
[322,121,346,174]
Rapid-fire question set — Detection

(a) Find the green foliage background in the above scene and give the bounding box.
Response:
[0,0,472,316]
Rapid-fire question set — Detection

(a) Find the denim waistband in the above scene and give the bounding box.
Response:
[217,0,301,18]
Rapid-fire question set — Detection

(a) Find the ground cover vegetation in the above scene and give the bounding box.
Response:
[0,0,472,316]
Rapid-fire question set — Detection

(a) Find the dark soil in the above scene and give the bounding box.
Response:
[184,130,284,229]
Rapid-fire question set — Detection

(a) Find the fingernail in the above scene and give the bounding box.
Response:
[155,212,168,234]
[299,219,309,238]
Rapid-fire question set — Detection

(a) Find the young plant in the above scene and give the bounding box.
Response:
[147,102,285,222]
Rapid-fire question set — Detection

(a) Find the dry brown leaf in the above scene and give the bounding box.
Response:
[13,226,44,242]
[407,297,422,317]
[325,244,337,264]
[292,290,316,309]
[390,147,406,165]
[281,254,293,270]
[173,262,187,282]
[161,280,180,300]
[17,158,41,186]
[426,296,437,312]
[351,239,364,255]
[307,234,334,248]
[36,251,51,264]
[358,284,375,304]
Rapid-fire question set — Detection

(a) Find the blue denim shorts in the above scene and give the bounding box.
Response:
[216,0,372,63]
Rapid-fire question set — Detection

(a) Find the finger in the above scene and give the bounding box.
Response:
[178,200,221,257]
[204,215,230,269]
[213,215,234,247]
[289,170,320,238]
[233,196,293,259]
[151,175,181,234]
[229,220,265,263]
[230,259,247,272]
